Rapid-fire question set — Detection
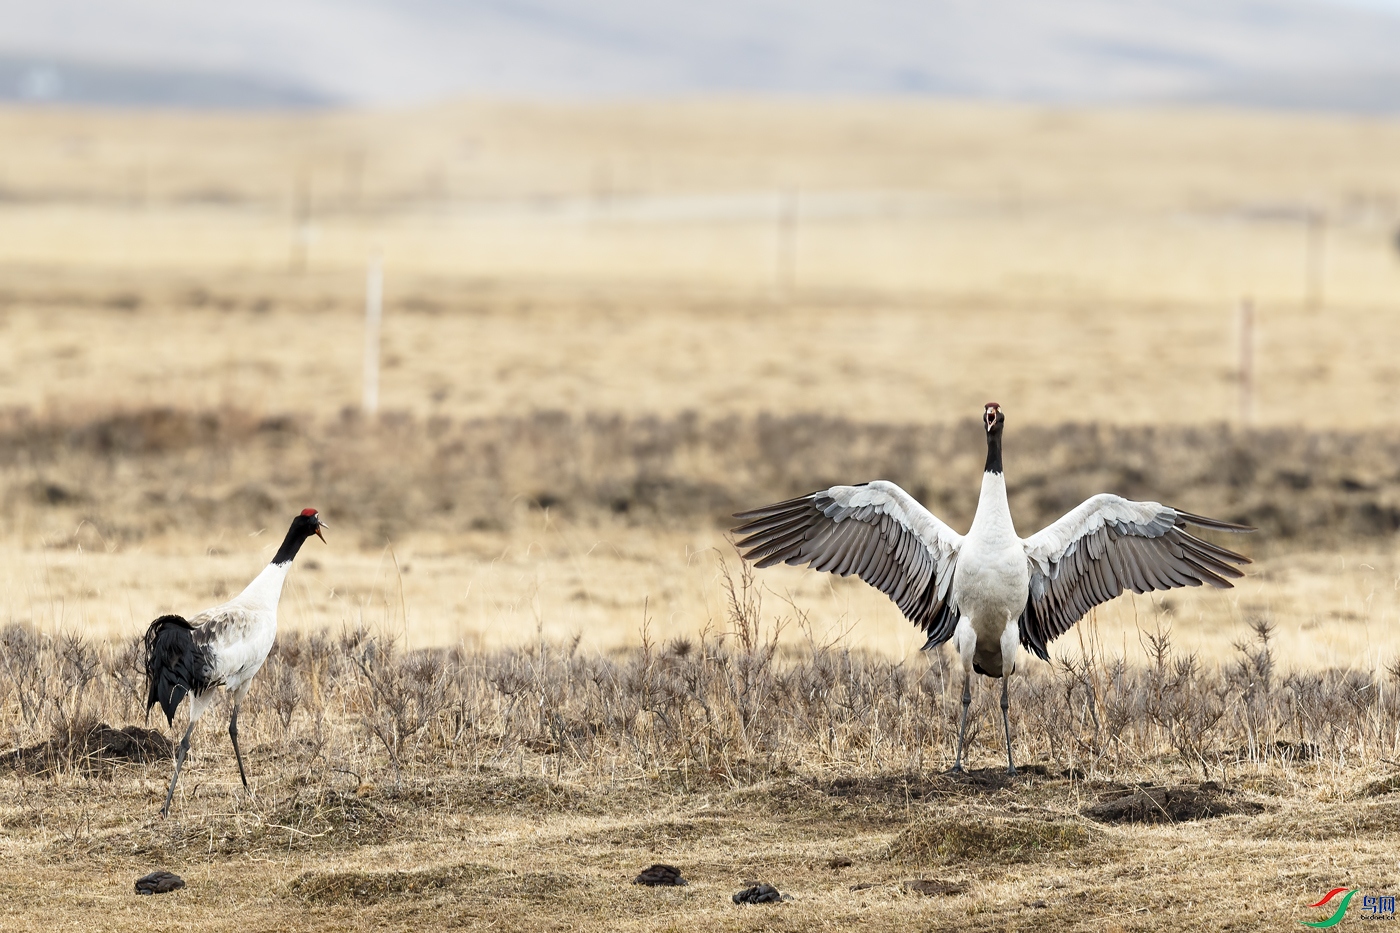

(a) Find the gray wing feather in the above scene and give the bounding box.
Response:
[733,481,964,648]
[1020,494,1252,661]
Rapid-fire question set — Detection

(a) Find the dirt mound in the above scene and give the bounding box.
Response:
[89,725,172,761]
[1247,801,1400,841]
[4,722,171,772]
[268,790,396,847]
[1082,783,1264,824]
[1358,774,1400,798]
[889,810,1097,864]
[820,765,1063,804]
[291,863,496,903]
[941,764,1062,792]
[904,879,967,896]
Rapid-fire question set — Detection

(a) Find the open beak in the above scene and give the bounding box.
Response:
[315,520,328,543]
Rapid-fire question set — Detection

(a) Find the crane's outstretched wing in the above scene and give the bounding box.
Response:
[733,481,965,648]
[1019,494,1252,661]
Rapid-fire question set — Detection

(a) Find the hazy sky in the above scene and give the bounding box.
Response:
[1,0,1398,110]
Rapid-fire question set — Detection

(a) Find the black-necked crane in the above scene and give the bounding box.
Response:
[733,404,1252,775]
[144,508,327,816]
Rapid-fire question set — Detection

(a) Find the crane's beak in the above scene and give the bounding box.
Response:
[315,520,328,543]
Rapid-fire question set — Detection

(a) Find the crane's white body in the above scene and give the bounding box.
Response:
[951,471,1030,679]
[191,560,291,696]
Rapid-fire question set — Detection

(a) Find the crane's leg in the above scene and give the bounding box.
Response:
[228,682,252,792]
[1000,616,1020,776]
[160,692,212,818]
[953,669,972,773]
[1000,675,1017,776]
[950,616,976,774]
[160,720,197,818]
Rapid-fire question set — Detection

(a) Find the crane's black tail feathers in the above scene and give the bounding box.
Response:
[143,615,210,727]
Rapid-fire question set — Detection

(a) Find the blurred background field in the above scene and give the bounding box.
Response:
[0,101,1399,668]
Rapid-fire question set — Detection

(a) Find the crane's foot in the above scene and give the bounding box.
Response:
[1006,765,1018,777]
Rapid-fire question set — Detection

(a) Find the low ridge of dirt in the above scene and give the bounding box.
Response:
[3,722,171,773]
[1082,782,1265,824]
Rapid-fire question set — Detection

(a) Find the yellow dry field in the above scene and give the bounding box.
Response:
[5,525,1400,673]
[0,101,1397,430]
[2,100,1400,663]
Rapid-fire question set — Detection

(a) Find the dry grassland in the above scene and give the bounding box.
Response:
[2,100,1400,930]
[1,575,1399,933]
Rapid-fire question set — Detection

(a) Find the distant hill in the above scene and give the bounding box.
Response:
[0,54,329,108]
[1,0,1399,111]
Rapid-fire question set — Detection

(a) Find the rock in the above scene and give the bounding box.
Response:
[135,871,185,895]
[904,879,967,897]
[633,864,687,886]
[733,882,785,904]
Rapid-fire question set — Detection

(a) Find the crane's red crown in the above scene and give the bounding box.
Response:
[301,508,319,517]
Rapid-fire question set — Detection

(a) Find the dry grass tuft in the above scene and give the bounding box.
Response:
[1,588,1398,794]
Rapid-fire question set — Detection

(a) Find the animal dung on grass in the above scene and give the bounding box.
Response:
[733,883,788,904]
[134,871,185,895]
[633,864,687,886]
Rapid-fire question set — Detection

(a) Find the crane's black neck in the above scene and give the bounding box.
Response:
[271,520,314,566]
[984,429,1003,475]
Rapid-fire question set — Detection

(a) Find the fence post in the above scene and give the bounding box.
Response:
[364,253,383,415]
[290,168,312,274]
[1238,296,1254,426]
[1305,209,1325,314]
[774,187,798,304]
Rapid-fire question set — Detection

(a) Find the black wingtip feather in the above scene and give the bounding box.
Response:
[1174,510,1256,533]
[732,491,823,527]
